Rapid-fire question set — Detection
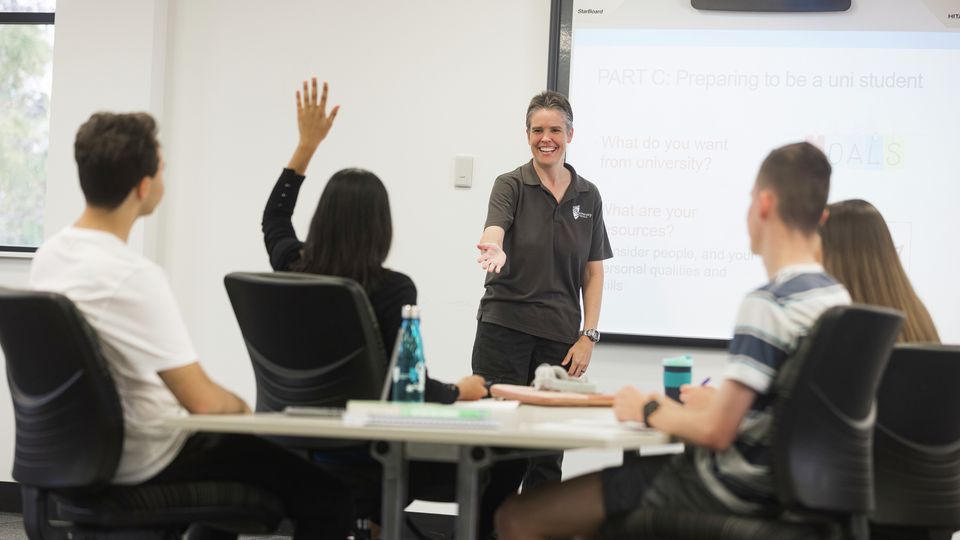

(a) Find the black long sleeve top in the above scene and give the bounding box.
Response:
[261,168,459,404]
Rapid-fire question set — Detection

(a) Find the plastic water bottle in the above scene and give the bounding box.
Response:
[391,305,426,402]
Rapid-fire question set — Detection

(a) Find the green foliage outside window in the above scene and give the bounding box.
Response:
[0,1,54,249]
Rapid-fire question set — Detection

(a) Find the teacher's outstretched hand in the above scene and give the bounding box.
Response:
[288,77,339,175]
[476,242,506,273]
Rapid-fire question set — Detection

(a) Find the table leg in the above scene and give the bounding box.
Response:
[373,441,408,540]
[455,445,492,540]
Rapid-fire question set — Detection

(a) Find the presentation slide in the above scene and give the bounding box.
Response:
[566,0,960,342]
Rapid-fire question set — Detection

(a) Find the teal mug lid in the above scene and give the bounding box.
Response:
[662,354,693,368]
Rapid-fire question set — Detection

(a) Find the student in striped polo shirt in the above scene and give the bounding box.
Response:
[495,142,851,539]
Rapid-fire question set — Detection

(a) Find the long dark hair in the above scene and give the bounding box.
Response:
[292,168,392,291]
[820,199,939,343]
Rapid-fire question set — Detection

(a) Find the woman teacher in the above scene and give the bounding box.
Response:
[473,90,613,488]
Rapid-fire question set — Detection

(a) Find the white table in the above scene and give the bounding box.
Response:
[165,404,669,540]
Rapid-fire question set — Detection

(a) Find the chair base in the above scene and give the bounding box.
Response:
[21,482,283,540]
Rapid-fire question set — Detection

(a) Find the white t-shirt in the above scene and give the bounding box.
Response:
[29,227,195,484]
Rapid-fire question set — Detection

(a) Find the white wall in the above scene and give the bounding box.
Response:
[0,0,729,484]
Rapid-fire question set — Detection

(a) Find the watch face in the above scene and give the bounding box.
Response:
[585,329,600,342]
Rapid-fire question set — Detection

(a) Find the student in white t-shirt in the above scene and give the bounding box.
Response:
[30,112,351,540]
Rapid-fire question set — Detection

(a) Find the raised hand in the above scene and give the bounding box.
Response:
[288,77,339,174]
[296,77,339,149]
[476,242,507,273]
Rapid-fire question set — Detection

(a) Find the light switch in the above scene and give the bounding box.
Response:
[454,155,473,188]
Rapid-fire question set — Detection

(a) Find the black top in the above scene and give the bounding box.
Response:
[262,168,459,404]
[479,160,613,343]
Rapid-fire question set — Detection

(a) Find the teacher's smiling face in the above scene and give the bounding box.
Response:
[527,108,573,169]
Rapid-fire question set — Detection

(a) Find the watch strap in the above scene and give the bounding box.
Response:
[581,328,600,343]
[643,399,660,426]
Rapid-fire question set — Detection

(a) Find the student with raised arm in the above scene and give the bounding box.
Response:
[473,90,613,488]
[262,78,487,403]
[495,142,852,540]
[29,112,352,540]
[260,77,520,538]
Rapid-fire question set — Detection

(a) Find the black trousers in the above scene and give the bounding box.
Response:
[150,433,352,540]
[471,321,573,490]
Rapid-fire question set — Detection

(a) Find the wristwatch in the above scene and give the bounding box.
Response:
[483,380,495,398]
[580,328,600,343]
[642,399,660,426]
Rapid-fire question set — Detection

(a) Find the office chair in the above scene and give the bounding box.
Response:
[870,344,960,540]
[0,288,284,539]
[601,304,904,540]
[224,272,386,448]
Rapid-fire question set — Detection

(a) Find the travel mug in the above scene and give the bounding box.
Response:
[662,355,693,402]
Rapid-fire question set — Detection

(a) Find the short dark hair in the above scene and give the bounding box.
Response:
[74,112,160,209]
[757,142,831,234]
[293,168,392,292]
[526,91,573,131]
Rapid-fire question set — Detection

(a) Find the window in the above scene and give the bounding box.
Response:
[0,0,55,253]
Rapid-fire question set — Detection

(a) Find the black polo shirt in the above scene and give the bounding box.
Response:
[477,160,613,344]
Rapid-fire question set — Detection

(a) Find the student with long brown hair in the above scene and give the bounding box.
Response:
[820,199,940,343]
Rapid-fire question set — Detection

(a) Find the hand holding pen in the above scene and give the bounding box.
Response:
[679,377,716,409]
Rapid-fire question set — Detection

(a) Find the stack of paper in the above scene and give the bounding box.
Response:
[343,400,501,429]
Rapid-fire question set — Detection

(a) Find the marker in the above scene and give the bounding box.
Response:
[700,377,711,386]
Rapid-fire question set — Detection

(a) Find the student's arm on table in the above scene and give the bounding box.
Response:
[160,362,251,415]
[614,379,754,451]
[455,375,488,401]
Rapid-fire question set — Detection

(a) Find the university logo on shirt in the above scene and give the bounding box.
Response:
[573,205,592,220]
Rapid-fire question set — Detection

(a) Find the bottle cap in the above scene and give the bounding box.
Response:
[401,305,421,319]
[662,354,693,368]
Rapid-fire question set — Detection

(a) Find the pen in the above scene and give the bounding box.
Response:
[700,377,711,386]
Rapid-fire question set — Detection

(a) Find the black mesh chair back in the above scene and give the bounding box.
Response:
[0,288,283,538]
[224,272,386,411]
[871,344,960,537]
[601,304,904,540]
[773,304,903,516]
[1,289,123,490]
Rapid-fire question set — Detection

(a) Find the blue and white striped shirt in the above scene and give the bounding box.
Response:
[696,263,851,514]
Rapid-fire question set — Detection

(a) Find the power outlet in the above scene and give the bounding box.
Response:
[454,155,473,188]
